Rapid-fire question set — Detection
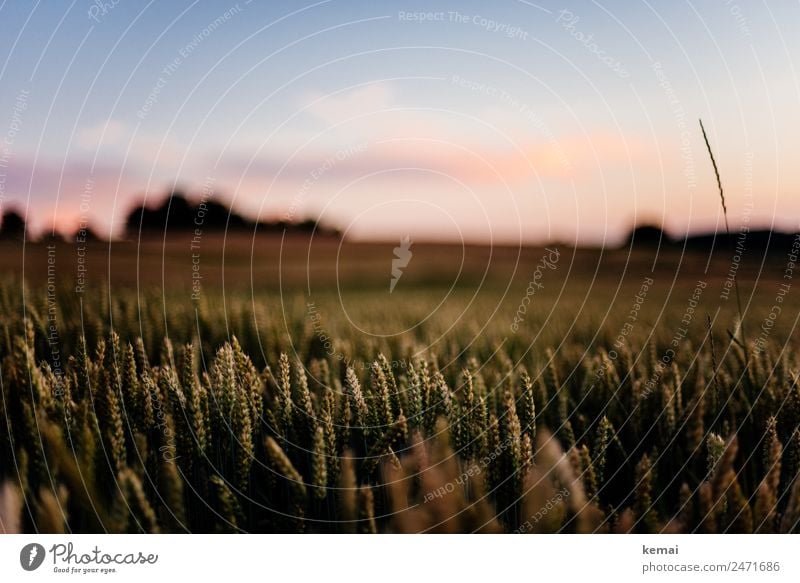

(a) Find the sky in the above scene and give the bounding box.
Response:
[0,0,798,245]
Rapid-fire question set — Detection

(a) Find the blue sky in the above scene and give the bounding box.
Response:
[1,0,798,244]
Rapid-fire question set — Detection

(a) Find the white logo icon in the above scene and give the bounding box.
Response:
[20,543,46,571]
[390,236,413,293]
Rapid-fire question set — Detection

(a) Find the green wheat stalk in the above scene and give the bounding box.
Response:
[699,118,747,352]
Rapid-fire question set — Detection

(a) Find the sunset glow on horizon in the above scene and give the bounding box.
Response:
[1,1,799,245]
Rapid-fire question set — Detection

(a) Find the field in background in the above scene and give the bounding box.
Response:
[1,233,799,533]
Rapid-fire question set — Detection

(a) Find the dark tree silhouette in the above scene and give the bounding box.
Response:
[125,191,249,234]
[624,225,670,248]
[74,224,104,243]
[39,229,66,244]
[0,209,27,240]
[124,190,339,238]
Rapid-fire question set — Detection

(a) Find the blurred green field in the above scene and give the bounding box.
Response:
[1,235,799,533]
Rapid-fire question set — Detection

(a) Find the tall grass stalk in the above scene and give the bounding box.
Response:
[699,118,747,351]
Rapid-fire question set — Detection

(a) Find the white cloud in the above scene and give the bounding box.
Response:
[302,83,393,125]
[76,119,128,149]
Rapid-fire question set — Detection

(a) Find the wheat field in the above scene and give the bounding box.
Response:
[0,237,799,534]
